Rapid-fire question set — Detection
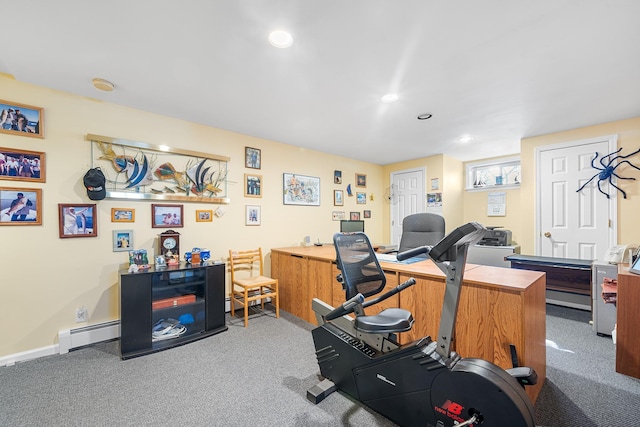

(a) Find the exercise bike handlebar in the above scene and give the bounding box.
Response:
[362,278,416,309]
[324,278,418,322]
[397,246,431,261]
[324,294,365,321]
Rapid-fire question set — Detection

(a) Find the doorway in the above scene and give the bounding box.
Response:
[390,168,425,246]
[536,135,616,260]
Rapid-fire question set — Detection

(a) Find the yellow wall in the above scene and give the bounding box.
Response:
[0,76,385,358]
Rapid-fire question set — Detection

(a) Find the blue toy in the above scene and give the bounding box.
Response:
[576,147,640,199]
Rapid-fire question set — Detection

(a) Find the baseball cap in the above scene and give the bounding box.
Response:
[83,167,106,200]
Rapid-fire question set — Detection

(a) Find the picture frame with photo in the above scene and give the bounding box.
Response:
[58,203,97,238]
[113,230,134,252]
[245,147,261,169]
[332,211,346,221]
[283,173,320,206]
[0,187,42,225]
[245,205,261,226]
[111,208,135,222]
[333,189,343,206]
[356,173,367,187]
[364,210,371,218]
[152,204,184,228]
[334,170,342,184]
[196,209,213,222]
[350,211,360,220]
[244,173,262,198]
[0,100,44,138]
[0,147,45,183]
[356,192,366,204]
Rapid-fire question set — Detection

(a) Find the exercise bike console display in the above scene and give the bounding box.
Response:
[307,222,537,427]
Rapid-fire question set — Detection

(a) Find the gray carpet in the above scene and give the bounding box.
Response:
[1,305,639,426]
[535,305,640,427]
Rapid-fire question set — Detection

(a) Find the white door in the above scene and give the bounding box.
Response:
[537,136,616,260]
[390,168,425,246]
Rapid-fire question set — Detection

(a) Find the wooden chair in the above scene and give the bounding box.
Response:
[228,248,279,327]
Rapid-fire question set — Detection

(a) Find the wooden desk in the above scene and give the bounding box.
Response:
[271,246,546,403]
[616,267,640,379]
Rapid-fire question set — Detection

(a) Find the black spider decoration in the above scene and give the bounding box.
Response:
[576,147,640,199]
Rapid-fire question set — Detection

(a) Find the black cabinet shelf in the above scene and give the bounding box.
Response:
[119,262,227,360]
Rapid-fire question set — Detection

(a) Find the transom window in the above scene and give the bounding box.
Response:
[466,157,520,190]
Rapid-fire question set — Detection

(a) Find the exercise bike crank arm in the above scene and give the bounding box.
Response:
[362,278,416,309]
[324,294,365,321]
[453,414,478,427]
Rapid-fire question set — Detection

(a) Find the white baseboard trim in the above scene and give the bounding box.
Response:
[0,344,58,367]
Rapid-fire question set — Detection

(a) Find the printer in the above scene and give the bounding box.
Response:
[477,227,512,246]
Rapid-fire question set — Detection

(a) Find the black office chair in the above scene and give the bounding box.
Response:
[333,232,414,334]
[397,213,445,254]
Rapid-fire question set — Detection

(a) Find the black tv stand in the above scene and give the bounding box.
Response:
[119,262,227,359]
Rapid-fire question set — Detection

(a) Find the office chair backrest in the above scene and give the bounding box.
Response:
[398,213,445,254]
[333,232,386,300]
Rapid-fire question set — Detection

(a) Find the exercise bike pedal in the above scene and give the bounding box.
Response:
[506,366,538,387]
[306,378,337,404]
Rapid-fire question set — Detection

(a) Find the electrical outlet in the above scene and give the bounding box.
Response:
[75,308,88,323]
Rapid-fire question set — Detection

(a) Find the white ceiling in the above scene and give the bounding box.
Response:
[2,0,639,164]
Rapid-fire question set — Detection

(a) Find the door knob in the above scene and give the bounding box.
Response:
[544,232,551,238]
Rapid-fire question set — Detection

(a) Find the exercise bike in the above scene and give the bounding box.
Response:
[307,222,537,427]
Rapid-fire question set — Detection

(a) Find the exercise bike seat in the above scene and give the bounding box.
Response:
[354,308,414,334]
[333,232,415,334]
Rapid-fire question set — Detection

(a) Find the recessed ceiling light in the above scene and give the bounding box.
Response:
[269,30,293,48]
[92,78,114,92]
[458,135,474,143]
[417,113,432,120]
[381,93,398,103]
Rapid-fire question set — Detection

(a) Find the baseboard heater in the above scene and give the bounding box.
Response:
[58,320,121,354]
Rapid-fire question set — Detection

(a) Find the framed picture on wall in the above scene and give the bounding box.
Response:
[356,192,366,204]
[152,204,184,228]
[334,170,342,184]
[246,205,261,226]
[0,187,42,225]
[356,173,366,187]
[245,147,261,169]
[111,208,135,222]
[0,100,44,138]
[244,173,262,197]
[350,211,360,220]
[0,147,45,182]
[196,209,213,222]
[58,203,97,237]
[334,189,343,206]
[283,173,320,206]
[332,211,345,221]
[113,230,134,252]
[364,210,371,218]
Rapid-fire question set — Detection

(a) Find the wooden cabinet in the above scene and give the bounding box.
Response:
[271,250,335,324]
[271,246,546,403]
[616,268,640,379]
[119,262,227,360]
